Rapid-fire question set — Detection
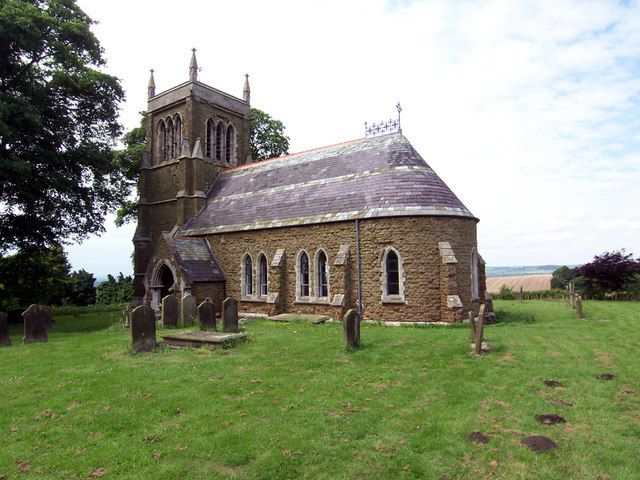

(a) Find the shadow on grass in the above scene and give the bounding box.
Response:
[493,308,535,326]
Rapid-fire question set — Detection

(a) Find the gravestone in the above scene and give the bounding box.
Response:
[474,303,486,355]
[198,297,216,331]
[222,297,239,332]
[23,304,48,343]
[131,305,156,352]
[343,308,360,349]
[43,306,53,331]
[0,311,11,347]
[468,310,476,342]
[181,293,197,327]
[161,295,179,328]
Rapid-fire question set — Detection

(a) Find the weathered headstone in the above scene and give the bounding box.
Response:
[576,295,584,319]
[343,308,360,349]
[474,303,486,355]
[198,297,216,331]
[181,293,197,327]
[468,310,477,342]
[23,304,48,343]
[161,295,179,328]
[222,297,239,332]
[42,306,53,331]
[0,311,11,347]
[131,305,156,352]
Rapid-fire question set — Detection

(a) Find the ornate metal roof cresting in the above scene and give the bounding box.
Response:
[365,102,403,138]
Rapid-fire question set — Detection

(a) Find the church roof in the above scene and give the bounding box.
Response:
[163,234,225,282]
[180,133,475,236]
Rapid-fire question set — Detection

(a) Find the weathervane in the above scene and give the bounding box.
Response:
[365,102,403,138]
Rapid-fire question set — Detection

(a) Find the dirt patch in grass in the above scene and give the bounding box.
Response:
[543,379,562,388]
[596,373,616,381]
[468,431,490,444]
[535,414,566,425]
[522,435,557,452]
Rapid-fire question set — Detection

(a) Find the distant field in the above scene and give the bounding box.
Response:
[486,265,564,277]
[486,274,552,293]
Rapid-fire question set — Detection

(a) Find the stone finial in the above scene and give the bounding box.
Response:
[148,69,156,99]
[189,48,198,82]
[243,74,250,104]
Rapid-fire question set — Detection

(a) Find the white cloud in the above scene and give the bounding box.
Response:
[68,0,640,275]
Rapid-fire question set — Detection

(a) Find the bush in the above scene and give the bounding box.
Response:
[494,285,516,300]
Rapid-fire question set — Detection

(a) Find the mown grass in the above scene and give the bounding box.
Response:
[1,301,639,479]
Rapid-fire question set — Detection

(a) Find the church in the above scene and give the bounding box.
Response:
[132,50,486,323]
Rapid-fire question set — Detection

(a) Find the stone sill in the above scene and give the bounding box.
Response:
[294,298,333,306]
[380,296,407,305]
[240,296,268,304]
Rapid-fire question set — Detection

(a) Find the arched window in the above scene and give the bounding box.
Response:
[471,248,479,299]
[225,124,234,163]
[157,121,166,161]
[215,123,223,161]
[316,250,329,297]
[174,116,182,156]
[384,249,400,296]
[299,251,310,297]
[242,254,253,296]
[166,118,174,159]
[205,119,214,159]
[258,253,268,296]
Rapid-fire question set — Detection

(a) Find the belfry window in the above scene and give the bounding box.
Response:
[243,255,253,296]
[166,118,174,159]
[258,254,268,296]
[216,123,223,161]
[317,250,329,297]
[225,125,234,163]
[299,252,310,297]
[386,250,400,296]
[205,119,214,159]
[174,116,182,155]
[157,121,166,161]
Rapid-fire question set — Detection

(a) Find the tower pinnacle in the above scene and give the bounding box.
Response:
[243,74,251,104]
[148,69,156,99]
[189,48,198,82]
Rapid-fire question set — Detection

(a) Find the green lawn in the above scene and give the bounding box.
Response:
[1,301,639,479]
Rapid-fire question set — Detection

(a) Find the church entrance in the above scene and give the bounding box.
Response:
[158,264,175,300]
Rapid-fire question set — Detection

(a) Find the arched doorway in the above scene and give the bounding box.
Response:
[158,263,175,300]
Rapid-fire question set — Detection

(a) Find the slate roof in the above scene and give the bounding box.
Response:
[164,234,225,282]
[181,133,475,236]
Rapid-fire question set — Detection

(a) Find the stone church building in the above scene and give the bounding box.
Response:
[133,51,486,323]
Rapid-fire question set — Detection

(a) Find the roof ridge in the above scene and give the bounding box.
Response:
[225,136,367,172]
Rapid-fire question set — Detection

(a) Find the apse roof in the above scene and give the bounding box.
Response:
[164,234,225,282]
[180,133,475,236]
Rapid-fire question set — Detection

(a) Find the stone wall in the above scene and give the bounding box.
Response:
[199,216,480,322]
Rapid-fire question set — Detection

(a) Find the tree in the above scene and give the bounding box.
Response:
[576,250,640,295]
[113,117,146,226]
[95,273,133,305]
[0,0,125,252]
[250,107,290,162]
[0,245,72,309]
[550,265,577,290]
[66,268,96,306]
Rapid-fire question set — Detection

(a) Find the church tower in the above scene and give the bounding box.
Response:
[132,50,251,303]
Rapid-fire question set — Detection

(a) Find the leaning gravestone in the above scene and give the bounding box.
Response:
[23,304,48,343]
[181,293,197,327]
[474,303,486,355]
[343,308,360,349]
[198,297,216,331]
[222,297,239,332]
[0,311,11,347]
[161,295,179,328]
[131,305,156,352]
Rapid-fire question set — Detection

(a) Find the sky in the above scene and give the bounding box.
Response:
[67,0,640,278]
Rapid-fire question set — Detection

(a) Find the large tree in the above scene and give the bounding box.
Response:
[576,250,640,294]
[250,107,290,162]
[0,0,125,252]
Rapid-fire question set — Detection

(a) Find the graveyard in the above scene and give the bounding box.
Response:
[1,300,639,479]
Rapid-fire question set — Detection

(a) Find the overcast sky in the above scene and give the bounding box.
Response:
[67,0,640,278]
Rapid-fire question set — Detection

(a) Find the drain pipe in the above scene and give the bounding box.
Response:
[355,219,363,322]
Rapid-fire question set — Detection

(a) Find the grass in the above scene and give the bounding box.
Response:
[1,300,639,479]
